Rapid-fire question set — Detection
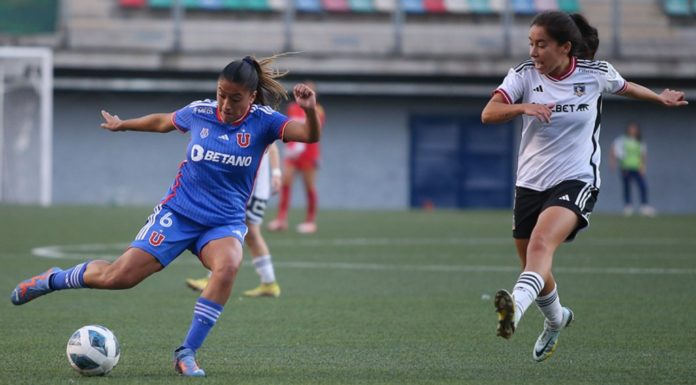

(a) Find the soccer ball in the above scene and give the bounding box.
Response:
[66,325,120,376]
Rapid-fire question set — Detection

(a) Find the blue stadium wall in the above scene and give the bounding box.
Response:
[53,90,696,213]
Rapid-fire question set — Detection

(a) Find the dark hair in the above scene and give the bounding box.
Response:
[219,54,289,108]
[531,11,599,60]
[626,121,642,141]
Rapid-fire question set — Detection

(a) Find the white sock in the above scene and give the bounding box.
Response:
[512,271,545,325]
[253,255,276,284]
[535,286,564,329]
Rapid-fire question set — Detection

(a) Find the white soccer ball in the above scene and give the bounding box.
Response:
[66,325,120,376]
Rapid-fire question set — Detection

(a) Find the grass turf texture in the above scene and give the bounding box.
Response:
[1,206,695,384]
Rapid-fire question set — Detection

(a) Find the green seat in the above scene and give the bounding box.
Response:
[244,0,271,10]
[467,0,491,13]
[663,0,690,15]
[349,0,375,11]
[148,0,172,7]
[222,0,244,8]
[557,0,579,13]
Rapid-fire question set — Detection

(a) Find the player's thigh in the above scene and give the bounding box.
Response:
[529,206,578,251]
[300,167,317,188]
[85,247,162,288]
[246,196,268,226]
[514,238,529,268]
[131,205,202,267]
[282,161,297,185]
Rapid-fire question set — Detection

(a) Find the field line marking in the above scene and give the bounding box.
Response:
[29,242,696,276]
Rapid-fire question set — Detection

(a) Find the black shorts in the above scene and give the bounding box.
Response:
[513,180,599,242]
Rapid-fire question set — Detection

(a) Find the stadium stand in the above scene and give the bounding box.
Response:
[322,0,352,12]
[349,0,376,12]
[116,0,583,13]
[663,0,691,16]
[2,0,696,76]
[296,0,323,12]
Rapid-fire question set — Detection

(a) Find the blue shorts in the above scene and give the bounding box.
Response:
[130,204,248,267]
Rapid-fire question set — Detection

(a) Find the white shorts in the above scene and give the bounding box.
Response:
[246,152,270,224]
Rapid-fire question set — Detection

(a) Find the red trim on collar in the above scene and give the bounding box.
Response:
[216,105,252,126]
[545,56,576,82]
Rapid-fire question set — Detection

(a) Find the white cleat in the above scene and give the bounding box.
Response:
[532,307,574,362]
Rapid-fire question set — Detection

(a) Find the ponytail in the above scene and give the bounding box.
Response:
[219,54,290,109]
[570,13,599,60]
[531,11,599,60]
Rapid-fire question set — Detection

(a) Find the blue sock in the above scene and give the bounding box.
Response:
[49,261,90,290]
[182,297,224,352]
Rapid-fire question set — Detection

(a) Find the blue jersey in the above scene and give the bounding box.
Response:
[163,100,289,226]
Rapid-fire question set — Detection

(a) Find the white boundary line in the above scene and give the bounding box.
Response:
[28,241,696,276]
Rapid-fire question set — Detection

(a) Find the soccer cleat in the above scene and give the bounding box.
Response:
[11,267,61,305]
[296,222,317,234]
[243,282,281,298]
[174,347,205,377]
[494,289,516,339]
[267,219,288,232]
[185,277,209,292]
[532,307,574,362]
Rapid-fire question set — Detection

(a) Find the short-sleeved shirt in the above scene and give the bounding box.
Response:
[612,135,646,171]
[494,57,627,191]
[163,100,289,226]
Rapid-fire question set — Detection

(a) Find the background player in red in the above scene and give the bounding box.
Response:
[267,82,326,234]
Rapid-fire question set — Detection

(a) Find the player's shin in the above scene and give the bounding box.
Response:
[512,271,545,325]
[253,255,276,283]
[180,297,224,352]
[535,286,564,329]
[49,261,91,290]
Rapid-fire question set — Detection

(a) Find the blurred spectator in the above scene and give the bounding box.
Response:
[610,122,655,216]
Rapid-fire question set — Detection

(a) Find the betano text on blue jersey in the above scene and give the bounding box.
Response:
[163,100,289,226]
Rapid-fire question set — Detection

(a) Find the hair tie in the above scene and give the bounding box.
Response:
[242,56,255,66]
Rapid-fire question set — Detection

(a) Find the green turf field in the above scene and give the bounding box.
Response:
[1,206,695,384]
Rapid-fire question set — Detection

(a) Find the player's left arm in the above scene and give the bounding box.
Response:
[620,82,688,107]
[282,84,321,143]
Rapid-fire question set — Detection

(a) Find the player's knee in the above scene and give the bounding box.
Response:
[527,237,553,259]
[211,258,240,284]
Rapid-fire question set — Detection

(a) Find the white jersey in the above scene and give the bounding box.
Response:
[495,57,627,191]
[251,152,271,200]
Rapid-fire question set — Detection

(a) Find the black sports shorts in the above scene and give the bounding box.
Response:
[513,180,599,242]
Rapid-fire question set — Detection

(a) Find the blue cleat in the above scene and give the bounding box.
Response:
[174,347,206,377]
[11,267,61,305]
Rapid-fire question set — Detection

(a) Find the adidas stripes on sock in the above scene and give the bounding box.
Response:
[512,271,545,325]
[182,297,224,352]
[536,286,564,329]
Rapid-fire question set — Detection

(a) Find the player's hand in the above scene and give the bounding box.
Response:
[271,175,282,194]
[293,84,316,110]
[522,103,554,123]
[100,110,124,131]
[659,89,688,107]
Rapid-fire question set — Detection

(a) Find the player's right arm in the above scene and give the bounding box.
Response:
[481,93,553,124]
[100,110,176,133]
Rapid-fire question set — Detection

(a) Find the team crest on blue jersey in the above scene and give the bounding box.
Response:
[237,132,250,148]
[200,128,209,138]
[573,83,586,96]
